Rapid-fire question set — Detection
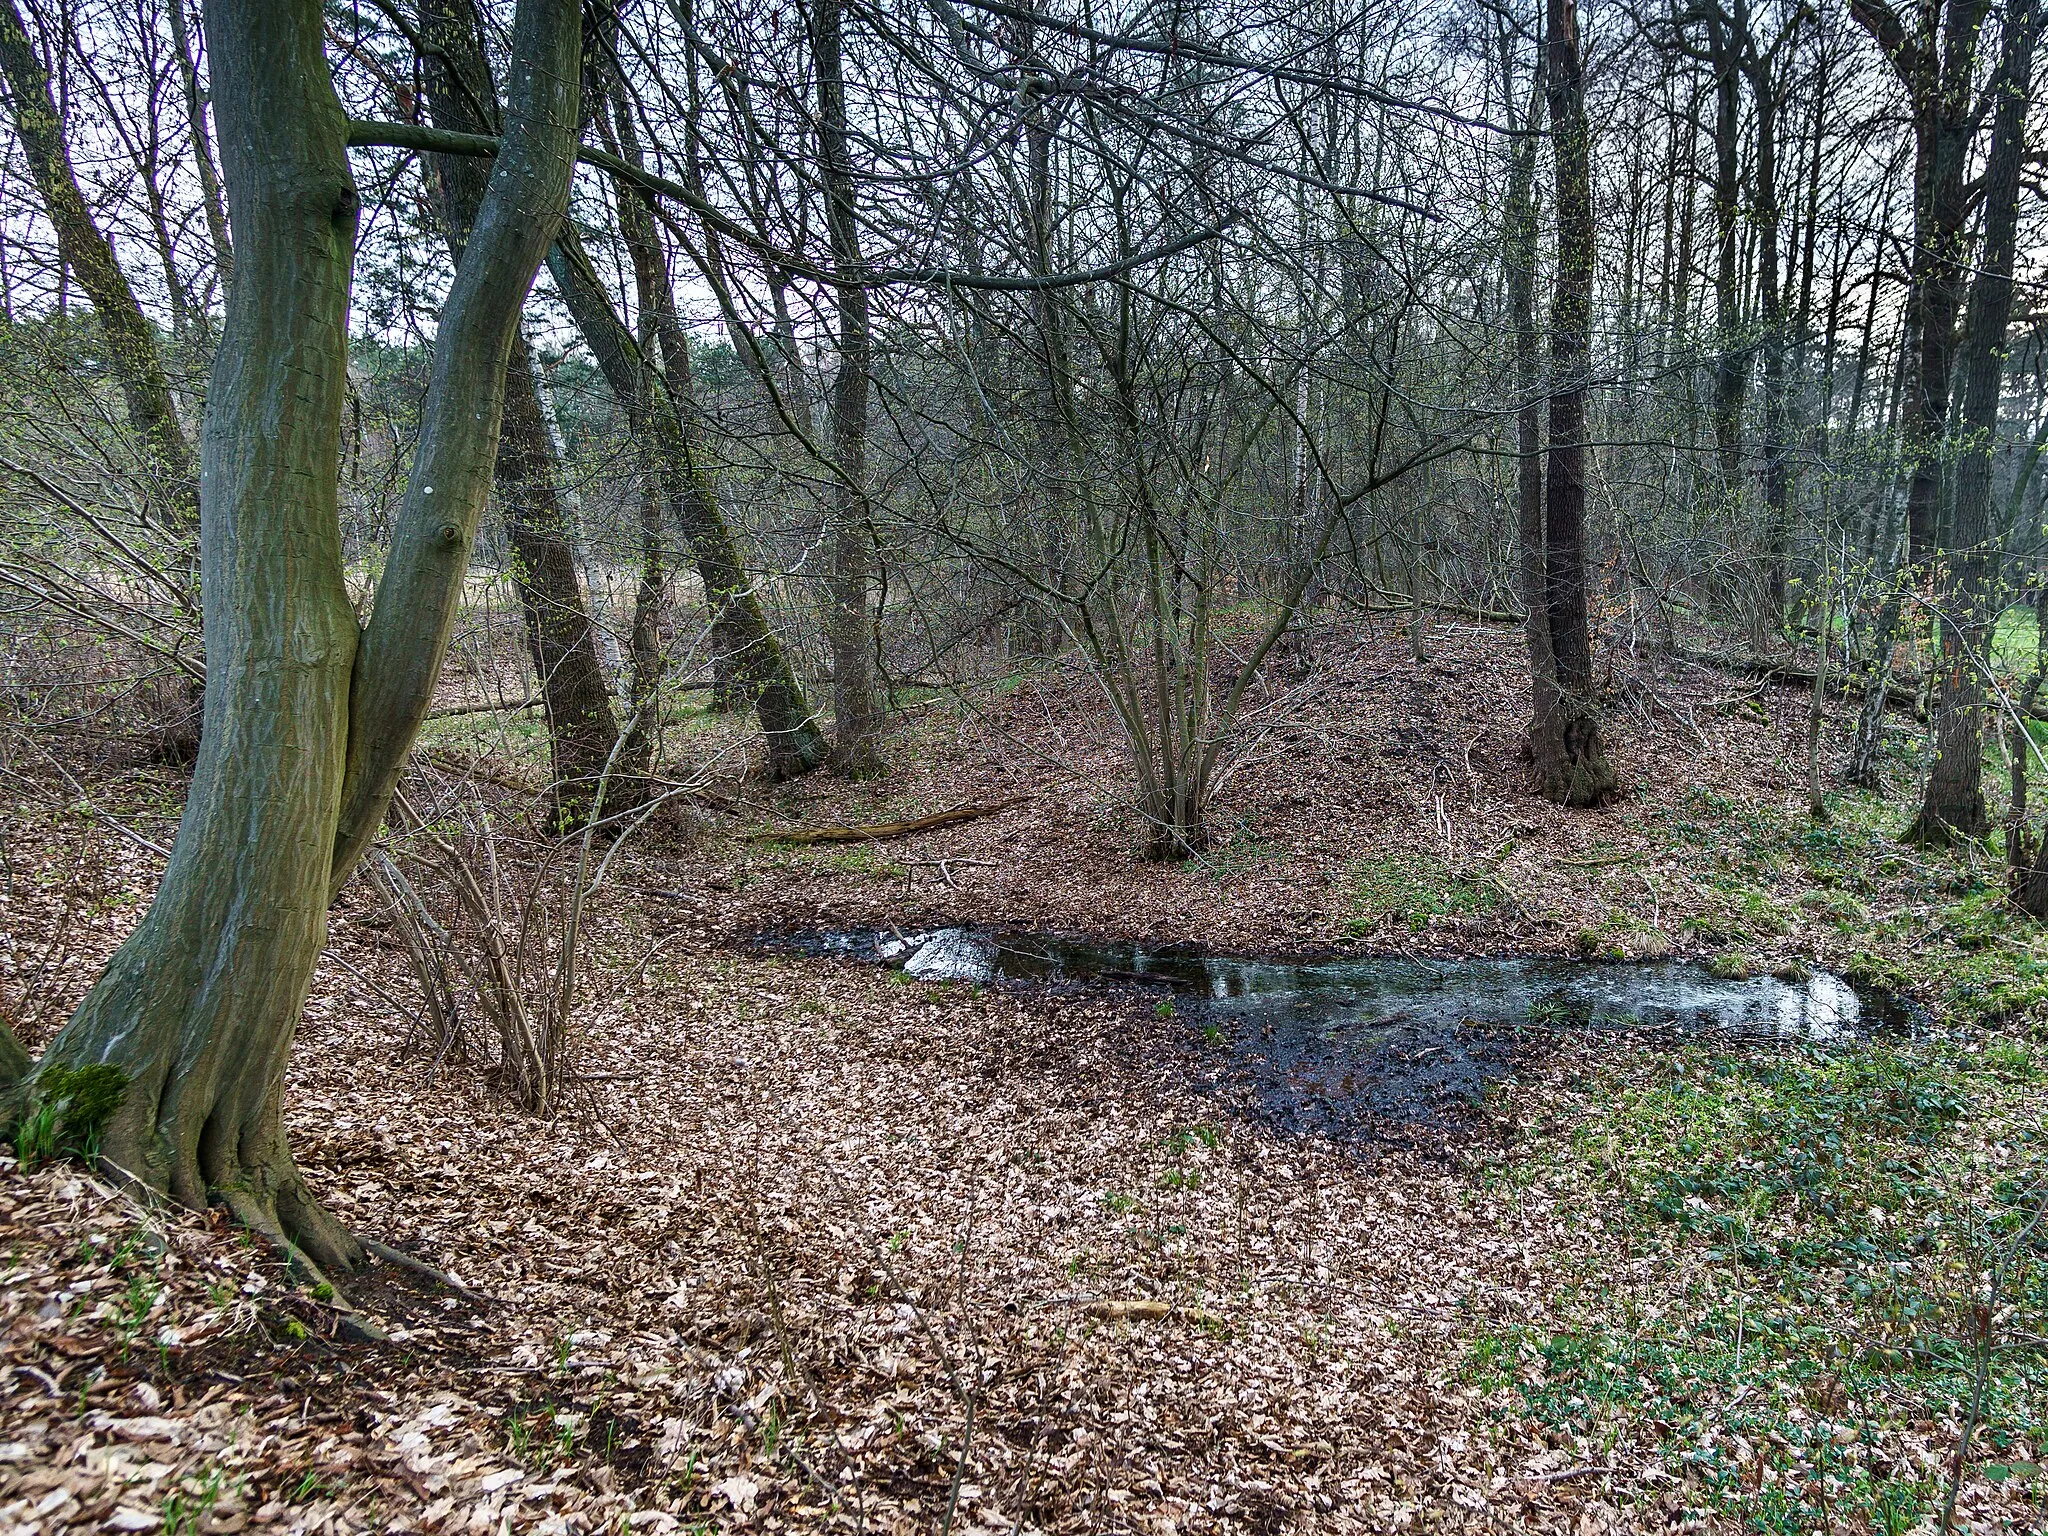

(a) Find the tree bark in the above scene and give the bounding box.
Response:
[1908,0,2037,844]
[498,332,628,822]
[1503,22,1553,742]
[331,0,582,887]
[19,0,368,1268]
[812,0,885,775]
[0,0,198,544]
[1530,0,1617,806]
[417,0,625,827]
[24,0,580,1273]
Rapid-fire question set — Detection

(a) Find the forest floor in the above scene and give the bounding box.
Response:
[5,611,2048,1535]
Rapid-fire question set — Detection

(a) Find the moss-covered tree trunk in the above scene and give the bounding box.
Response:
[545,224,830,780]
[16,0,580,1276]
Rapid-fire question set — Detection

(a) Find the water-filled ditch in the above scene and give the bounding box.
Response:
[769,926,1914,1137]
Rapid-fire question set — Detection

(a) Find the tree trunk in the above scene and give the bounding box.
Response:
[1530,0,1617,807]
[812,0,884,776]
[497,332,628,823]
[1706,22,1745,501]
[7,0,583,1278]
[1907,0,2036,844]
[1744,54,1790,617]
[18,0,369,1269]
[418,0,625,827]
[544,223,830,780]
[1853,0,1992,567]
[0,0,198,541]
[167,0,232,296]
[1503,23,1552,750]
[2009,584,2048,913]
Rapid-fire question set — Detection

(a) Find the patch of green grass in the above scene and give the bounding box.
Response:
[1345,850,1500,932]
[1466,1322,1936,1533]
[1477,1039,2048,1532]
[1706,949,1754,980]
[1685,885,1793,945]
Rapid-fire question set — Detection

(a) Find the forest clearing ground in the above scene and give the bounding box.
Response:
[4,615,2048,1533]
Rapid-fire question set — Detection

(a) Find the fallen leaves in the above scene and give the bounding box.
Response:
[4,616,2042,1534]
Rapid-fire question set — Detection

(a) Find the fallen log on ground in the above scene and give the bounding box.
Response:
[752,795,1028,845]
[1670,648,1929,718]
[426,694,542,718]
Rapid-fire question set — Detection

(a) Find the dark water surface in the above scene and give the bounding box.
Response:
[770,926,1912,1137]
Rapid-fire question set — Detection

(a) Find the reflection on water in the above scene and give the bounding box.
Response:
[774,927,1910,1136]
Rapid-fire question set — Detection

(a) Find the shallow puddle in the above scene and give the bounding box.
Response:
[772,927,1912,1136]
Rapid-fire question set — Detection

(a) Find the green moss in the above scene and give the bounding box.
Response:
[13,1062,126,1169]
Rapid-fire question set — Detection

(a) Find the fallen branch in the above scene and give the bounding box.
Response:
[1334,585,1526,626]
[751,795,1028,845]
[426,694,542,718]
[1672,648,1930,719]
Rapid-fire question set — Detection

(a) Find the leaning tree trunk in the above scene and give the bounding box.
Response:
[0,0,197,539]
[813,0,885,776]
[15,0,582,1280]
[545,223,830,779]
[419,0,625,827]
[1907,0,2036,845]
[1528,0,1617,806]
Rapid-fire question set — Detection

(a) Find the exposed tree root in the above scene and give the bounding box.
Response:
[218,1186,389,1343]
[360,1237,489,1303]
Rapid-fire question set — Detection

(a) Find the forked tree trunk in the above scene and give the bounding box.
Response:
[17,0,581,1278]
[1907,0,2036,845]
[1528,0,1617,807]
